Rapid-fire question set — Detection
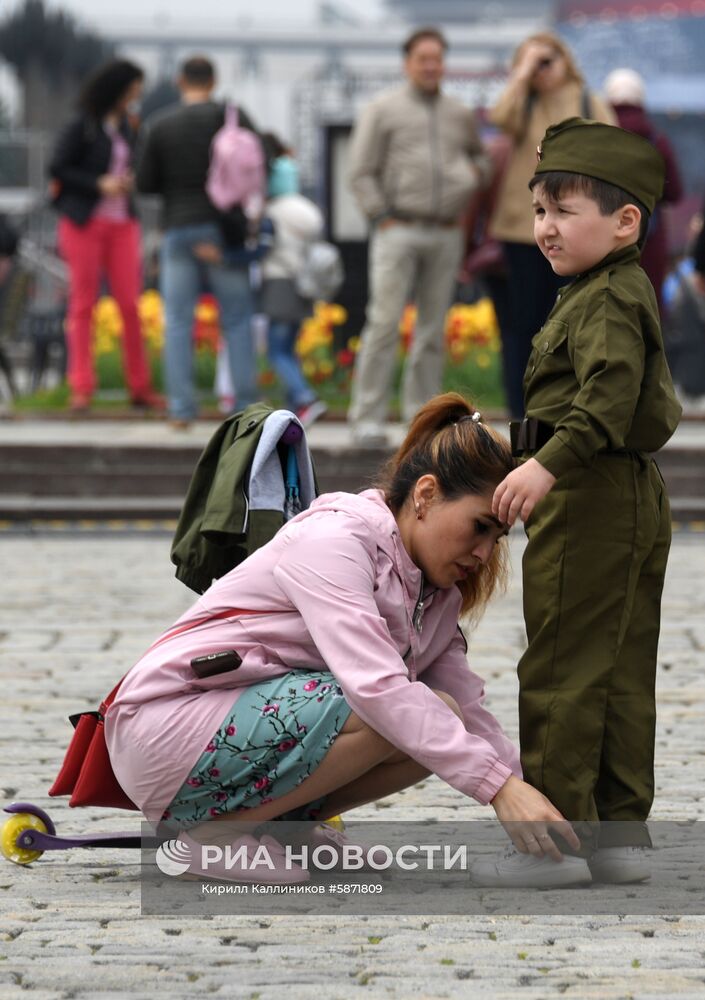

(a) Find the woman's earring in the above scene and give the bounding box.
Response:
[415,503,423,520]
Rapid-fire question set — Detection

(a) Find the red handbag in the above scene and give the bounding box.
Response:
[48,607,265,810]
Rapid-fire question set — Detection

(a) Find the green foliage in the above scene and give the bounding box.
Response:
[13,343,506,415]
[443,352,505,411]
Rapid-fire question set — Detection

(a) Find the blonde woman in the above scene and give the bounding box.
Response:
[487,33,615,419]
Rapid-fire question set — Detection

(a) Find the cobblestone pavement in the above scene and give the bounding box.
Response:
[1,531,705,999]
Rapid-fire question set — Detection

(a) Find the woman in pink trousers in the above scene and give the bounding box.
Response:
[49,59,162,413]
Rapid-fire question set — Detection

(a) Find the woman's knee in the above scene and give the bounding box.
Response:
[431,689,464,720]
[341,691,463,764]
[340,710,394,752]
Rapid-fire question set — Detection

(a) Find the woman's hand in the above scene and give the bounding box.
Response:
[490,775,580,862]
[193,242,223,265]
[97,174,126,196]
[513,42,555,83]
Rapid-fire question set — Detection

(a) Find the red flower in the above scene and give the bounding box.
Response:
[336,348,354,367]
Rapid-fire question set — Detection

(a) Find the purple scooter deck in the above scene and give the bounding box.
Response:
[4,802,147,852]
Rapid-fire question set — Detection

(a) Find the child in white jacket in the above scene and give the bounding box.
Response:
[258,151,327,426]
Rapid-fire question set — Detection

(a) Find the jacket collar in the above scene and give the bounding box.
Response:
[404,81,441,103]
[574,243,641,282]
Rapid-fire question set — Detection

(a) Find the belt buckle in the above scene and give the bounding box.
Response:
[526,419,538,451]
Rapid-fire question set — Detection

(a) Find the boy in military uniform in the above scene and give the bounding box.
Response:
[473,118,681,888]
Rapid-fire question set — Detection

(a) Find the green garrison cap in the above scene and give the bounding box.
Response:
[534,117,665,214]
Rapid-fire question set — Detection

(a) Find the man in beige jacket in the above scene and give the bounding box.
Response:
[347,27,491,446]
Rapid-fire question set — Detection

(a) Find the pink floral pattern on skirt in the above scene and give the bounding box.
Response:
[163,670,351,828]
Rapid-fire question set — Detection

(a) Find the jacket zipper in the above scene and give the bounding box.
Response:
[411,577,425,634]
[429,101,441,220]
[402,580,426,681]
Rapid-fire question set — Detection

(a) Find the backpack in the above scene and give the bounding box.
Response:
[171,403,319,594]
[206,105,266,219]
[295,240,344,302]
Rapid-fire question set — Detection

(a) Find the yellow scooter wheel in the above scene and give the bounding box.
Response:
[0,812,47,865]
[324,814,345,832]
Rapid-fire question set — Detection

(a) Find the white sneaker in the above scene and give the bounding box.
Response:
[470,846,592,888]
[350,421,389,448]
[588,846,651,884]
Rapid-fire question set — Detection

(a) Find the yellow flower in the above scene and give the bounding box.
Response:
[328,304,348,325]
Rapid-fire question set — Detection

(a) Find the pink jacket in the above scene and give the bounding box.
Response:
[105,490,521,822]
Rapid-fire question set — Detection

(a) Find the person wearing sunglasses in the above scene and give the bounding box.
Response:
[486,33,615,421]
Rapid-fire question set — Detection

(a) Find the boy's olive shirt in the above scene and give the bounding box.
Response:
[524,244,682,479]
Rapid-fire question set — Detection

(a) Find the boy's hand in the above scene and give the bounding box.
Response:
[492,458,556,527]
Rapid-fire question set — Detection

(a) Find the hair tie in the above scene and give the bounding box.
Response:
[454,410,483,427]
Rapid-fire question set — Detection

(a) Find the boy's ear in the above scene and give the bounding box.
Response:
[616,203,642,240]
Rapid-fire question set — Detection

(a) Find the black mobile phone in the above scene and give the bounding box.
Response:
[190,649,243,679]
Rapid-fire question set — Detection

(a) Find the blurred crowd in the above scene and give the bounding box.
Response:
[0,24,704,429]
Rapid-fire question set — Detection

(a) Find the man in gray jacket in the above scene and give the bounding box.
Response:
[347,27,491,445]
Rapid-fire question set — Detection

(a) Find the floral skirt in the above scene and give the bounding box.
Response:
[162,670,352,828]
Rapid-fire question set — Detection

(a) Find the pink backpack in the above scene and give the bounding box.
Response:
[205,106,265,219]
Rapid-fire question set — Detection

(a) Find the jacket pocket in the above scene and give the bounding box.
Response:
[526,319,569,377]
[532,318,569,356]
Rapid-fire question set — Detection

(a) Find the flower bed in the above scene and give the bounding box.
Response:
[88,291,506,411]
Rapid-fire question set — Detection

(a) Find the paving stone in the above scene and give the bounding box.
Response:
[1,533,704,997]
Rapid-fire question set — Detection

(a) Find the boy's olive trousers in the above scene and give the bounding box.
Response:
[519,453,671,851]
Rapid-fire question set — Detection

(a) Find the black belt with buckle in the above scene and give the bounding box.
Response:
[510,418,555,456]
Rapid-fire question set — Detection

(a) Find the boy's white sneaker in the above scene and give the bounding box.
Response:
[469,846,592,889]
[588,846,651,884]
